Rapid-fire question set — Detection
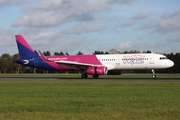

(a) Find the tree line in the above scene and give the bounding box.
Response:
[0,50,179,74]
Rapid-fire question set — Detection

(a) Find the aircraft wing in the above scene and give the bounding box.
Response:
[38,50,102,68]
[54,60,101,68]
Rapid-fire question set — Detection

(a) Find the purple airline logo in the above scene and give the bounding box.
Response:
[123,55,145,65]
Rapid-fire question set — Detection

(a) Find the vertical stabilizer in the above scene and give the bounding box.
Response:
[15,35,39,58]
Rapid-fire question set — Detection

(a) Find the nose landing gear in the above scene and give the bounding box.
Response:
[152,69,156,79]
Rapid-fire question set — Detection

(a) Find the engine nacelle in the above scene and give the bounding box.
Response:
[86,67,108,75]
[107,70,122,75]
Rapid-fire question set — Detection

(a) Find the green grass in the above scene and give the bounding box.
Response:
[0,80,179,120]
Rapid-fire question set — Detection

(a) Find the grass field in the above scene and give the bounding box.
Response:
[0,80,180,120]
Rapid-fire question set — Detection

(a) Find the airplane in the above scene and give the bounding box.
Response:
[13,35,174,79]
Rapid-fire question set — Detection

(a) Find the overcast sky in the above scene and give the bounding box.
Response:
[0,0,180,55]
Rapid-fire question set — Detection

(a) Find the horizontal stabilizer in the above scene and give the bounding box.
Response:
[13,58,29,64]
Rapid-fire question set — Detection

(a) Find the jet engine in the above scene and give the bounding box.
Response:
[86,66,108,75]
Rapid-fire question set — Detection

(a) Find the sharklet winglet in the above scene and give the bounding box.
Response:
[38,50,49,61]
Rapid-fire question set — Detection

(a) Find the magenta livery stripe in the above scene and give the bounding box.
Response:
[15,35,34,52]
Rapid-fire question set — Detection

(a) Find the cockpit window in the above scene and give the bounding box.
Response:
[160,57,168,60]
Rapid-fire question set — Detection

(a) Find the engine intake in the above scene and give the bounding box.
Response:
[86,67,108,75]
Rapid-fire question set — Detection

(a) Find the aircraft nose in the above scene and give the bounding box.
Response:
[169,60,174,67]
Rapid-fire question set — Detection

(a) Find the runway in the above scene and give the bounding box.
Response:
[0,77,180,82]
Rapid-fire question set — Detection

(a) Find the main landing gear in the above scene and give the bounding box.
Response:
[92,75,99,78]
[81,73,99,78]
[81,73,88,78]
[152,69,156,79]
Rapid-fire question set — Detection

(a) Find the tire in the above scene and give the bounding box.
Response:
[93,75,99,78]
[81,73,88,78]
[152,75,156,79]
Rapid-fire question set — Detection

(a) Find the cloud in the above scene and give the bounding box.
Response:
[120,20,136,27]
[148,32,180,53]
[120,12,152,28]
[132,12,152,20]
[74,13,94,22]
[61,23,105,34]
[0,27,86,55]
[24,31,57,46]
[35,0,109,12]
[117,41,133,49]
[120,10,180,33]
[156,9,180,33]
[166,32,180,42]
[0,0,25,7]
[18,30,86,53]
[12,11,64,27]
[109,0,135,4]
[12,0,135,27]
[137,20,155,30]
[0,27,15,46]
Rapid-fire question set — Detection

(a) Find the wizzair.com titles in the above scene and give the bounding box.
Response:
[47,57,67,61]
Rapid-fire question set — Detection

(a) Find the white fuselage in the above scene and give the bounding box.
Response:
[96,53,174,70]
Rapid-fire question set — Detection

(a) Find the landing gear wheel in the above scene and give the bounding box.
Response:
[152,75,156,79]
[81,73,88,78]
[93,75,99,78]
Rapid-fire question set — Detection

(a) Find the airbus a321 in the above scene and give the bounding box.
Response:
[13,35,174,78]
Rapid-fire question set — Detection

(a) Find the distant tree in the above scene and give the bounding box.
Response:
[59,52,64,55]
[105,51,109,54]
[167,53,180,73]
[131,50,140,53]
[77,51,83,55]
[0,53,12,73]
[94,51,98,54]
[123,50,128,54]
[142,50,151,53]
[121,50,140,54]
[12,54,21,73]
[100,51,104,54]
[54,51,65,56]
[94,50,104,54]
[54,52,60,55]
[43,51,51,56]
[146,50,152,53]
[109,49,120,54]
